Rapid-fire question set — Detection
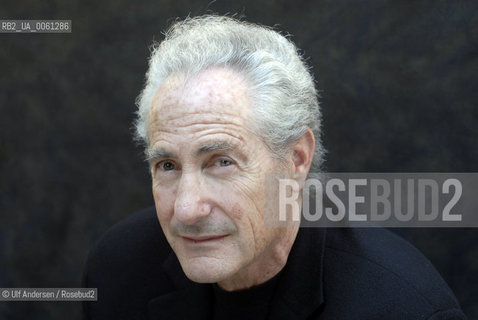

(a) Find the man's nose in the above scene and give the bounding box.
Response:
[174,172,212,225]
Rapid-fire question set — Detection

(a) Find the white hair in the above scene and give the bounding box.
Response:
[135,15,324,171]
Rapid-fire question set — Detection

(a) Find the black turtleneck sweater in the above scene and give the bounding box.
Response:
[212,271,282,320]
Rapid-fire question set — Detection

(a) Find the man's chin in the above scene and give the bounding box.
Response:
[179,256,235,284]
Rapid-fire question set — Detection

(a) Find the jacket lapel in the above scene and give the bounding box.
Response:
[147,253,213,320]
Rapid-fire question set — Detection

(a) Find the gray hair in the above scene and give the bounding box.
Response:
[134,15,324,171]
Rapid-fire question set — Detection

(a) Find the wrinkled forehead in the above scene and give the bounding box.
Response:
[148,67,253,124]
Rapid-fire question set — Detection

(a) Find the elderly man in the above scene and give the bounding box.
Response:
[83,15,466,319]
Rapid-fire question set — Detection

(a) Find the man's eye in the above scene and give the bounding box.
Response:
[161,161,176,171]
[216,158,233,167]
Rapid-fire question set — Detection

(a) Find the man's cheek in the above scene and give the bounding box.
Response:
[230,203,245,220]
[227,174,261,196]
[153,190,175,220]
[156,209,172,221]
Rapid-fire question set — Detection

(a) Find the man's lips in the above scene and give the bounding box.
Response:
[181,235,228,243]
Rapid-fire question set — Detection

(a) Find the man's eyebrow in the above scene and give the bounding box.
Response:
[196,141,236,156]
[145,148,174,163]
[145,142,236,163]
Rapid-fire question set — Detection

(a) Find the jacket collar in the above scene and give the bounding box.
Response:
[147,228,326,320]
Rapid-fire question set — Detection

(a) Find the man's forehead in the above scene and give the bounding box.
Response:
[149,67,252,118]
[145,69,256,153]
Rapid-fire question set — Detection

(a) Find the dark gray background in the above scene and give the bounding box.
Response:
[1,0,477,319]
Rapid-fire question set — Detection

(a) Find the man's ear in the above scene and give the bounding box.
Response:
[291,128,315,188]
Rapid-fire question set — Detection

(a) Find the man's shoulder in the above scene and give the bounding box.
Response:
[321,227,465,319]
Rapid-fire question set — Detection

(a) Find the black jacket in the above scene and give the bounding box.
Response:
[83,207,466,319]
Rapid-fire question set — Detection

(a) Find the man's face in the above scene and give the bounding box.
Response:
[147,67,291,287]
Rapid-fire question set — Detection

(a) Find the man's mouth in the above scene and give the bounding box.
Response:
[181,235,228,243]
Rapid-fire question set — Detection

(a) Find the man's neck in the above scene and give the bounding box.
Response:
[217,225,300,291]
